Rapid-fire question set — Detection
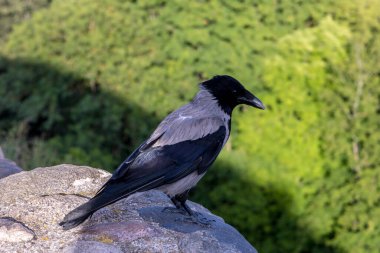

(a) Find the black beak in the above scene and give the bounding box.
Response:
[237,91,265,110]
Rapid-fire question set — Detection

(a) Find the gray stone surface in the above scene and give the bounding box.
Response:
[0,147,23,179]
[0,217,35,242]
[0,164,257,253]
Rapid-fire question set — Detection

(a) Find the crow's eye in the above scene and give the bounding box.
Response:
[232,90,237,94]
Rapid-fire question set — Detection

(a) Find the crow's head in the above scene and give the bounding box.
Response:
[201,75,265,111]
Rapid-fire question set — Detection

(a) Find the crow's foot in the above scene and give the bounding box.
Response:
[161,206,187,215]
[175,212,215,227]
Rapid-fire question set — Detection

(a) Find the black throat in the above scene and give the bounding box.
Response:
[202,88,235,115]
[200,76,240,115]
[216,100,233,115]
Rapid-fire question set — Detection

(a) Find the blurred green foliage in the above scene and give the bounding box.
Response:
[0,0,51,44]
[0,0,379,252]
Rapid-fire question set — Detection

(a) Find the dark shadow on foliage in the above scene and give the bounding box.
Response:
[0,56,159,170]
[192,160,343,253]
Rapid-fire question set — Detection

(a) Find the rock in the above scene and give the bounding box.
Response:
[0,217,35,242]
[0,159,23,179]
[0,147,23,179]
[0,164,257,253]
[63,241,123,253]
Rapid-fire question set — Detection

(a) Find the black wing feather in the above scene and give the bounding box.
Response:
[111,132,164,180]
[110,125,226,187]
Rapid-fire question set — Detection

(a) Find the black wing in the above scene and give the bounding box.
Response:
[94,126,226,209]
[110,132,164,180]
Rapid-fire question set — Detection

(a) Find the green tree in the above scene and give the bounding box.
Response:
[304,1,380,252]
[1,1,379,252]
[0,0,51,44]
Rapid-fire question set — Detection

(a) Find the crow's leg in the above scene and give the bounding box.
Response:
[170,196,182,209]
[162,190,190,213]
[172,190,194,216]
[162,191,215,226]
[176,190,215,226]
[162,191,192,215]
[161,195,187,214]
[180,201,194,216]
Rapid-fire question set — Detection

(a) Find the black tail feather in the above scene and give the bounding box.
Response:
[59,172,166,230]
[59,202,94,230]
[59,184,135,230]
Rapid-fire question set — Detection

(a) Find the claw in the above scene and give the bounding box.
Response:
[161,206,187,215]
[175,212,215,227]
[162,204,216,227]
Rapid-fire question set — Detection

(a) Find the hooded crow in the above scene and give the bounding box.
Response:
[59,75,265,230]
